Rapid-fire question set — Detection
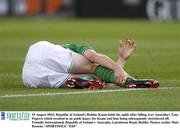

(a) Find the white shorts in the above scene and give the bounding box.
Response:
[22,41,73,88]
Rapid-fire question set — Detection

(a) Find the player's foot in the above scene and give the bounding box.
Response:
[118,39,136,60]
[65,75,103,90]
[122,77,160,88]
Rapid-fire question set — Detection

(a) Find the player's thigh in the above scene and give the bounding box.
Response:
[71,52,97,74]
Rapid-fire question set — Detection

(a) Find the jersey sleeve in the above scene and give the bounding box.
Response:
[62,44,93,55]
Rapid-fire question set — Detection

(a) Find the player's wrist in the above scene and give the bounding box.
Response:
[114,63,123,72]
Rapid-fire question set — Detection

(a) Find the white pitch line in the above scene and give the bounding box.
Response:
[0,87,179,98]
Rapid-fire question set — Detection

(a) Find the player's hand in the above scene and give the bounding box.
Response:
[114,66,127,85]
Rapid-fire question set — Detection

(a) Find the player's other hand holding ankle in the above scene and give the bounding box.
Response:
[114,65,127,85]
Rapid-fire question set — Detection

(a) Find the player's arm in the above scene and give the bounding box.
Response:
[62,44,127,84]
[62,44,122,71]
[84,49,127,84]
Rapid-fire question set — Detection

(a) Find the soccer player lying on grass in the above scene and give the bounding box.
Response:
[22,39,159,89]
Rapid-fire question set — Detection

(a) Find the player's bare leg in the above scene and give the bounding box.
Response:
[117,39,136,67]
[70,52,97,74]
[65,52,104,89]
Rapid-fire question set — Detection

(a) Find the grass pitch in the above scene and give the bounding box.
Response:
[0,18,180,111]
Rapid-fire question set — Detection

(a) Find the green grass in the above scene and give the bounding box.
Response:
[0,18,180,111]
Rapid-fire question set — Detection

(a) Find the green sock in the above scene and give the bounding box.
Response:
[94,65,115,83]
